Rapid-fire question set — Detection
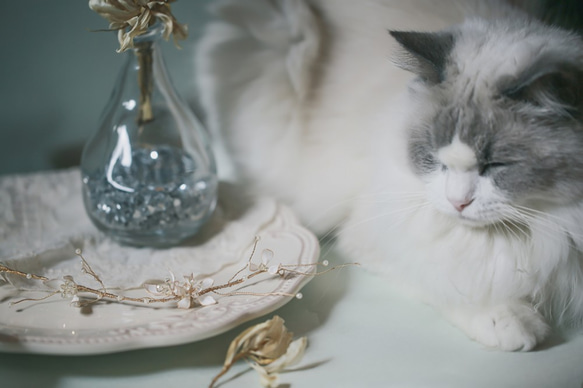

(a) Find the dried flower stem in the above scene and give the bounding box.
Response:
[89,1,188,125]
[135,43,154,124]
[209,351,249,388]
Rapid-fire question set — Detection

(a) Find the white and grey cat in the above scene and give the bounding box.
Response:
[195,0,583,351]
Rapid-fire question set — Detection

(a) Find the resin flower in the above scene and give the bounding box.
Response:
[89,0,188,52]
[60,275,82,306]
[143,272,216,309]
[249,249,280,276]
[60,275,78,298]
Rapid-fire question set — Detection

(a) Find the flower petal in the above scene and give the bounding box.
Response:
[261,249,274,265]
[263,336,308,373]
[142,279,165,295]
[200,277,214,289]
[249,363,280,388]
[198,295,217,306]
[248,316,293,362]
[177,297,192,309]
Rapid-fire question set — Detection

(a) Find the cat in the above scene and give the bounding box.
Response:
[195,0,583,351]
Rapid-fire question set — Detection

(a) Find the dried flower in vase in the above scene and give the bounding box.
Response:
[85,0,218,246]
[89,0,187,52]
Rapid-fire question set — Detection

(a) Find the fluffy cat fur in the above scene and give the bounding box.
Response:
[195,0,583,351]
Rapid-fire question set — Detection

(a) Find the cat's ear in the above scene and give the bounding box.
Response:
[501,58,583,118]
[389,30,455,84]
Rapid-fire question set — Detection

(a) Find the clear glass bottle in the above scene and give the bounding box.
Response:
[81,22,217,247]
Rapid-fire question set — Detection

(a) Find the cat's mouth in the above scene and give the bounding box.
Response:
[453,212,495,229]
[436,206,494,228]
[459,218,488,228]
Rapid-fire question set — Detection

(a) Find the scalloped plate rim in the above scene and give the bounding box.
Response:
[0,205,320,355]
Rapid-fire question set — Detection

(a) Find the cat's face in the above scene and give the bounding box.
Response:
[410,101,583,227]
[391,19,583,226]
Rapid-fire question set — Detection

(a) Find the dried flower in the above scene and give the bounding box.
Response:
[89,0,188,52]
[250,336,308,387]
[210,316,308,388]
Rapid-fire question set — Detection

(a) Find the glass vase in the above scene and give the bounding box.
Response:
[81,23,217,247]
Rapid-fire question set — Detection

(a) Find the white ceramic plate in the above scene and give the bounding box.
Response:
[0,205,319,355]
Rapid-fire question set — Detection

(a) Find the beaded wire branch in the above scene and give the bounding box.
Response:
[0,237,357,310]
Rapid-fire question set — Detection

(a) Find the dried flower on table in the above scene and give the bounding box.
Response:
[250,336,308,388]
[210,315,308,388]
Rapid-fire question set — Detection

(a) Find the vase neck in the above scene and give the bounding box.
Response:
[129,23,165,125]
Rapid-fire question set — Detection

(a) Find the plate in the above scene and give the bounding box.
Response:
[0,205,319,355]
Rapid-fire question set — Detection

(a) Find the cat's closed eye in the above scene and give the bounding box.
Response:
[479,161,508,175]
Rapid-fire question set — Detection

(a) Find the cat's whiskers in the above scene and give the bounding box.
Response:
[514,204,579,228]
[515,206,583,244]
[494,219,529,247]
[496,207,532,241]
[338,200,432,238]
[489,205,568,254]
[507,205,582,251]
[352,190,427,203]
[311,194,430,259]
[302,190,426,234]
[317,200,432,264]
[513,205,577,239]
[499,218,528,242]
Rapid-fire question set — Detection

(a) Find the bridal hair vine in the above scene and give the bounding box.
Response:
[0,237,357,310]
[89,0,188,52]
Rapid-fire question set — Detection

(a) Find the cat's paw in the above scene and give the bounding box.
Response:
[450,302,550,351]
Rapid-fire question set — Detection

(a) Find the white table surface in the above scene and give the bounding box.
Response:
[2,241,583,388]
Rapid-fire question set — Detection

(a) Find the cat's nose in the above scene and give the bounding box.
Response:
[448,197,474,212]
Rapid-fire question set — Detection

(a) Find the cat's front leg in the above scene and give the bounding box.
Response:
[447,301,550,351]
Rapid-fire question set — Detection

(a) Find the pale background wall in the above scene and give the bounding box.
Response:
[2,1,582,177]
[0,0,210,175]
